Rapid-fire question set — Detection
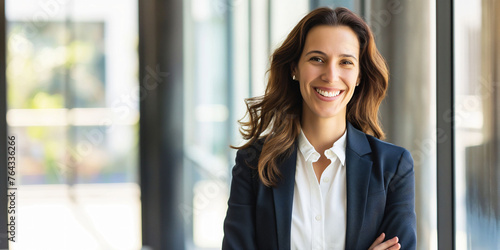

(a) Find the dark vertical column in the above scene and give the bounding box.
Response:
[436,0,455,249]
[139,0,184,249]
[0,0,9,248]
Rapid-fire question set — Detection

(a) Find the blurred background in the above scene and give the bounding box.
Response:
[0,0,498,249]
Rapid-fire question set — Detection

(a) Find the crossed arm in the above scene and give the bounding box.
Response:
[370,149,417,250]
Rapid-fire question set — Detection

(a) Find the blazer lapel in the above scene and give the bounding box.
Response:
[272,146,297,250]
[345,123,373,249]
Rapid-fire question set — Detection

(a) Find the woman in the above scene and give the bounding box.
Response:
[223,7,416,250]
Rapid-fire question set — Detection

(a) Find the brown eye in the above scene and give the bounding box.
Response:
[310,57,324,63]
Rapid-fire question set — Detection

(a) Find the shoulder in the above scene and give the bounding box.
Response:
[366,133,410,155]
[363,133,414,168]
[347,122,413,166]
[232,138,266,181]
[235,138,266,166]
[348,123,411,158]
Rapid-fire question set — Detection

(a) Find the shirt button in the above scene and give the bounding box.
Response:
[315,215,322,221]
[323,177,330,182]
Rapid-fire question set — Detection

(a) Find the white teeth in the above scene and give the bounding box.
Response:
[315,88,341,97]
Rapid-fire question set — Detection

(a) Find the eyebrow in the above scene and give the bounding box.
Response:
[305,50,358,60]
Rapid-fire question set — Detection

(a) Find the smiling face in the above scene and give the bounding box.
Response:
[294,25,360,122]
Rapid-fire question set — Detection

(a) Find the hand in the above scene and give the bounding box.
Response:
[368,233,401,250]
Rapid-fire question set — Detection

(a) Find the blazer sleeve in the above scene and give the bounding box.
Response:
[378,149,417,249]
[222,149,257,250]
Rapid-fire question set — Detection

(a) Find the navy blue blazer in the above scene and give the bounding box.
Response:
[222,122,417,250]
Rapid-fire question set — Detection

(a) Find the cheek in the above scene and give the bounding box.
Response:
[346,69,359,81]
[343,71,359,89]
[299,82,308,98]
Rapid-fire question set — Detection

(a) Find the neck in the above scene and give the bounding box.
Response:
[301,110,346,153]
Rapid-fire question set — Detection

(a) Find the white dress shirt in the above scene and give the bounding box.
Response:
[291,129,347,250]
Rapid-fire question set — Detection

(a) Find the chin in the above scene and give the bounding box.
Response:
[313,105,345,116]
[314,110,344,119]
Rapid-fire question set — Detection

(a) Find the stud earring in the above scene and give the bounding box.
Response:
[292,75,297,81]
[356,82,360,86]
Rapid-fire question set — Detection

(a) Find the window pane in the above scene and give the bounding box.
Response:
[454,0,500,249]
[183,0,230,248]
[182,0,308,249]
[6,0,140,249]
[369,1,437,249]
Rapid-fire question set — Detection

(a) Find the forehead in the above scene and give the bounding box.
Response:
[302,25,360,57]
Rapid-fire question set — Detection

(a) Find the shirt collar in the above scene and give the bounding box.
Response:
[298,129,347,166]
[298,130,321,162]
[329,130,347,166]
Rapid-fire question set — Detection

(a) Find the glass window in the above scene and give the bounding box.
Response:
[182,0,308,248]
[6,0,140,249]
[366,1,438,249]
[454,0,500,249]
[183,0,231,248]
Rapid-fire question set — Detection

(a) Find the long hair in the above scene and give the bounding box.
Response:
[233,7,389,187]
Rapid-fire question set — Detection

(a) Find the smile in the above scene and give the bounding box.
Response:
[314,88,342,97]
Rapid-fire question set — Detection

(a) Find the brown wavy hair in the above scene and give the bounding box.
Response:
[233,7,389,187]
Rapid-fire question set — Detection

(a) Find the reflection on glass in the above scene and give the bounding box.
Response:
[183,0,230,248]
[183,0,309,248]
[454,0,500,249]
[6,0,140,249]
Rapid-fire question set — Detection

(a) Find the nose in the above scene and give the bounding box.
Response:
[321,62,340,83]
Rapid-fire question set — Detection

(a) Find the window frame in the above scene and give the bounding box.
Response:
[436,0,455,249]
